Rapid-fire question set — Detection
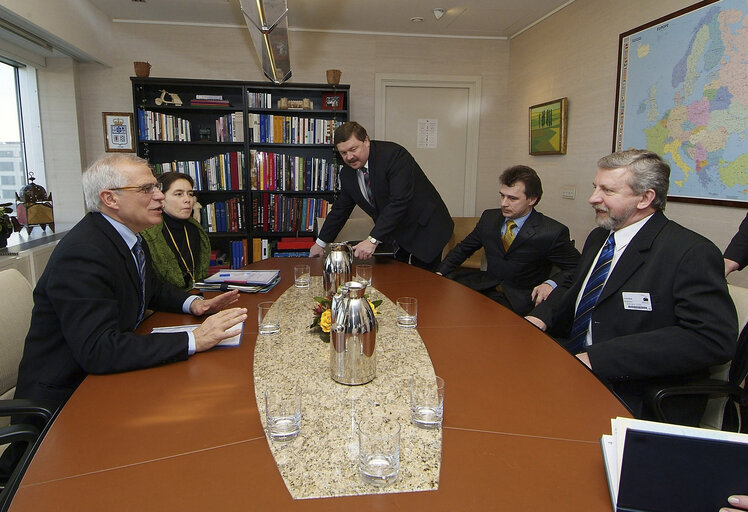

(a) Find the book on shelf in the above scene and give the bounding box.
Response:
[200,197,245,233]
[137,108,192,142]
[195,94,224,100]
[153,151,245,192]
[191,99,231,106]
[247,91,272,108]
[601,417,748,512]
[252,238,263,263]
[250,149,340,192]
[252,195,330,233]
[276,237,315,250]
[273,250,310,257]
[246,114,342,144]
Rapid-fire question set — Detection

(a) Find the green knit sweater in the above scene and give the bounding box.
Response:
[141,215,211,291]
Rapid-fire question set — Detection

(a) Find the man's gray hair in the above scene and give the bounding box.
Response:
[82,154,150,212]
[597,149,671,211]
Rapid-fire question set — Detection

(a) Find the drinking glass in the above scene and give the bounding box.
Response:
[355,264,372,286]
[396,297,418,328]
[258,301,280,334]
[410,375,445,429]
[264,384,301,441]
[294,264,311,288]
[358,416,400,486]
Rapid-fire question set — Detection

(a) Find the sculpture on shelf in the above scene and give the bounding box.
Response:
[154,89,183,106]
[0,202,21,248]
[15,173,54,234]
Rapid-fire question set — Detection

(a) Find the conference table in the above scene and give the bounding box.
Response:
[9,257,629,511]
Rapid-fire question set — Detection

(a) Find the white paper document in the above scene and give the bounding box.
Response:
[150,321,244,347]
[204,269,280,286]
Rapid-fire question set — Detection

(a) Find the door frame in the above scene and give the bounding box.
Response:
[375,73,481,216]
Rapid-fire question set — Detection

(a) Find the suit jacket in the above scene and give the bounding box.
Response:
[724,211,748,270]
[14,212,192,409]
[319,140,453,263]
[438,208,580,315]
[532,211,737,421]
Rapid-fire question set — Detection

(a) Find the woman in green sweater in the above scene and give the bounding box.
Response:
[141,172,210,290]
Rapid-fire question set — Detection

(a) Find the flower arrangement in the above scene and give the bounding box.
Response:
[310,294,382,342]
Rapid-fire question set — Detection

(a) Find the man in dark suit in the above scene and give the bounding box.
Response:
[309,122,453,271]
[437,165,580,316]
[1,154,246,481]
[526,150,736,425]
[724,212,748,276]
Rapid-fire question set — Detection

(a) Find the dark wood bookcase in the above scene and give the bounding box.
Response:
[131,77,349,265]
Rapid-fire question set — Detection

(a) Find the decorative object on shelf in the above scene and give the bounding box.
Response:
[326,69,342,85]
[154,89,183,106]
[102,112,135,152]
[529,97,568,155]
[14,173,54,234]
[133,61,151,78]
[277,97,313,110]
[322,242,353,294]
[0,202,21,248]
[239,0,292,84]
[321,92,345,111]
[330,281,378,385]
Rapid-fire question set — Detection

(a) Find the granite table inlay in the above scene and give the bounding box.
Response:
[253,277,442,499]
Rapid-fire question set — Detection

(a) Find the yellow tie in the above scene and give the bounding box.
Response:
[502,220,516,251]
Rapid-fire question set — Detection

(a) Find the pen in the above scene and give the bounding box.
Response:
[219,273,231,277]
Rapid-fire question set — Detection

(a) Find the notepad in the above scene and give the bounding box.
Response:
[150,321,244,347]
[204,269,280,286]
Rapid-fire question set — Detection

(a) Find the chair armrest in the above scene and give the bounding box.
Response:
[646,380,743,422]
[0,399,57,423]
[0,423,41,446]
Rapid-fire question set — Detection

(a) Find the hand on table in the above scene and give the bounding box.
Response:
[353,239,376,260]
[524,315,547,331]
[193,307,248,352]
[531,283,554,305]
[576,352,592,369]
[725,258,740,277]
[190,289,240,316]
[309,244,325,258]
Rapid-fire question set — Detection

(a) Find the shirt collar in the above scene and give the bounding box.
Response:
[101,212,139,250]
[610,212,654,250]
[506,209,533,231]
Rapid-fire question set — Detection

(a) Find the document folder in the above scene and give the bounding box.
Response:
[616,429,748,512]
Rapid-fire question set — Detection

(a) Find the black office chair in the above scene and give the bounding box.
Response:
[646,324,748,432]
[0,399,56,512]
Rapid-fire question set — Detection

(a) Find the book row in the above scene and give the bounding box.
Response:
[253,195,331,233]
[153,151,245,192]
[216,112,244,142]
[250,150,340,192]
[246,91,272,108]
[137,109,192,142]
[199,197,245,233]
[247,114,342,145]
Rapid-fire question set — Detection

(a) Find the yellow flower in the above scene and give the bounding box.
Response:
[368,300,379,315]
[319,309,332,333]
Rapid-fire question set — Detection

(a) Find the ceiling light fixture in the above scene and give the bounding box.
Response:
[410,16,424,23]
[433,8,445,20]
[239,0,292,84]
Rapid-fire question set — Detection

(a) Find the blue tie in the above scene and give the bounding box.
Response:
[567,233,616,354]
[133,235,146,327]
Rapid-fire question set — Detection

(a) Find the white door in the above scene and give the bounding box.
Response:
[375,74,481,216]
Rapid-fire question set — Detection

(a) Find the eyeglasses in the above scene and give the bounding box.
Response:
[110,182,164,195]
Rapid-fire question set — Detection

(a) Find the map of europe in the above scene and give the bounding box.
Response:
[616,0,748,202]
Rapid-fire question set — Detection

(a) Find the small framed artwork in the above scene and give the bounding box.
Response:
[529,97,568,155]
[102,112,135,152]
[321,92,344,111]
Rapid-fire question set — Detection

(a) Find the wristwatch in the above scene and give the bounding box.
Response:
[367,236,380,245]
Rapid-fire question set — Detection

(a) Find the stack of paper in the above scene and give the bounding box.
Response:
[151,321,244,347]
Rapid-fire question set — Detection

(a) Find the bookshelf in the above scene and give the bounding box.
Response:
[131,77,349,266]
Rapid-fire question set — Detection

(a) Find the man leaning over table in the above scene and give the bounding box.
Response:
[437,165,580,316]
[525,149,736,425]
[309,121,453,272]
[0,154,247,483]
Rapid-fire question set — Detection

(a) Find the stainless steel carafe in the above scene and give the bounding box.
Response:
[330,281,377,385]
[323,242,353,295]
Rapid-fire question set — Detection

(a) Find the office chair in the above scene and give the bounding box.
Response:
[646,285,748,432]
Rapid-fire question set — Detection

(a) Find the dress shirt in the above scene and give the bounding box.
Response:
[575,213,654,347]
[102,213,199,354]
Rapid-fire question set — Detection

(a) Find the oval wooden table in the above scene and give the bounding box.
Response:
[9,258,629,511]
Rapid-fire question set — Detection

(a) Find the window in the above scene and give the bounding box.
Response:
[0,60,44,203]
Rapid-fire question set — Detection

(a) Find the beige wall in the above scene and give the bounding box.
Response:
[505,0,748,286]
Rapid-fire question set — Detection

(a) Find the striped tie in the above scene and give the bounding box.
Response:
[567,233,616,354]
[133,235,146,327]
[502,220,516,251]
[362,167,372,203]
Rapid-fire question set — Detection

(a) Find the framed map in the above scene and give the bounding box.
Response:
[614,0,748,206]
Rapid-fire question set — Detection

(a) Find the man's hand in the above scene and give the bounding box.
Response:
[531,283,554,305]
[723,495,748,512]
[576,352,592,369]
[309,244,325,258]
[190,289,240,316]
[193,307,248,352]
[725,258,740,277]
[524,315,547,331]
[353,239,377,260]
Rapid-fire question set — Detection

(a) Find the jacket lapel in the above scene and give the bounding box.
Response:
[507,209,538,253]
[92,212,142,293]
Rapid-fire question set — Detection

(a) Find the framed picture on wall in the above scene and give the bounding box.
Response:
[529,98,568,155]
[102,112,135,152]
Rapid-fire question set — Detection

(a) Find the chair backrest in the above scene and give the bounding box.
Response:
[442,216,484,270]
[0,269,33,401]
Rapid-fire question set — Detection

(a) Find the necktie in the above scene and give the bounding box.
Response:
[133,235,146,327]
[362,167,372,203]
[567,233,616,354]
[502,220,517,251]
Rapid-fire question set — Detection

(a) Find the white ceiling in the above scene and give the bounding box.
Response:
[86,0,574,39]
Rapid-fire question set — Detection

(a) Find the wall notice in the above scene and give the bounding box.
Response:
[417,119,438,149]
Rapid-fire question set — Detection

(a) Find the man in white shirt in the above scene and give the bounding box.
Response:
[526,149,736,424]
